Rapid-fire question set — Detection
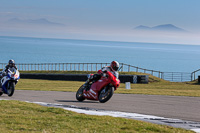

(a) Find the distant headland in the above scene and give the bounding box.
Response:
[134,24,187,32]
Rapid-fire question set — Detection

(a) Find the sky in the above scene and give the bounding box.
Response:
[0,0,200,44]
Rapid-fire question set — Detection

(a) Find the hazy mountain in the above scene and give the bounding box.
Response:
[7,18,65,26]
[134,24,186,32]
[134,25,151,30]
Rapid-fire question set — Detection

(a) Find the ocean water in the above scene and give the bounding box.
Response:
[0,36,200,72]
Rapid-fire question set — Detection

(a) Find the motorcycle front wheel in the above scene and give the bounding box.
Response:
[76,85,85,101]
[7,82,15,97]
[99,86,114,103]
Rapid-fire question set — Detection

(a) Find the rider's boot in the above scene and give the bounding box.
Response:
[0,83,2,92]
[83,79,90,91]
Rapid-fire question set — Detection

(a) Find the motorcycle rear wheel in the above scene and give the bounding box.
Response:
[99,86,114,103]
[7,82,15,97]
[76,85,85,101]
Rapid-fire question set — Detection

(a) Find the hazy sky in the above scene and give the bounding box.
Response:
[0,0,200,44]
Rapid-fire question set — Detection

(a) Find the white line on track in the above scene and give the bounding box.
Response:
[1,99,200,133]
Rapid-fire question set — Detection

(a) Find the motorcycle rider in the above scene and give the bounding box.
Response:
[84,61,119,90]
[0,59,18,92]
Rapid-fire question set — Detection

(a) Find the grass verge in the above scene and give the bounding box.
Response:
[16,78,200,97]
[0,100,193,133]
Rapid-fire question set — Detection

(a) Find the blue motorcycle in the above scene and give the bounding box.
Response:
[0,69,20,97]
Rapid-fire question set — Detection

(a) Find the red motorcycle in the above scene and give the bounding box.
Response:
[76,71,120,103]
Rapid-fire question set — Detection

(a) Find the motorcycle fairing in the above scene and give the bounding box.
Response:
[0,69,20,95]
[2,79,8,94]
[83,77,110,100]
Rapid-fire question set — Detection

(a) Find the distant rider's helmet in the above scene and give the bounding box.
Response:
[8,59,15,67]
[110,61,119,71]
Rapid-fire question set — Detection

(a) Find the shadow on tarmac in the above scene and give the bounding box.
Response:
[55,100,98,103]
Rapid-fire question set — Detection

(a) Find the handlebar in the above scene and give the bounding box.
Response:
[7,69,17,74]
[102,73,108,78]
[8,69,12,73]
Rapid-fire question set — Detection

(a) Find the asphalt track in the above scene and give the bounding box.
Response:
[1,90,200,123]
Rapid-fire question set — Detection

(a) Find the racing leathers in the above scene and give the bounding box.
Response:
[84,66,119,90]
[0,65,18,90]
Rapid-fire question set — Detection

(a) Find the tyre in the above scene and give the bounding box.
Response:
[7,82,15,97]
[99,86,114,103]
[76,85,85,101]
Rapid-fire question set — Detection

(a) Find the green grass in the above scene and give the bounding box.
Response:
[0,100,194,133]
[2,71,197,132]
[16,78,200,97]
[8,70,199,97]
[117,81,200,97]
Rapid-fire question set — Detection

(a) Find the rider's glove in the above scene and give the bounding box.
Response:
[102,70,107,73]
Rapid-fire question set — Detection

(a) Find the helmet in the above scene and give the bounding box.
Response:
[8,59,15,67]
[110,61,119,71]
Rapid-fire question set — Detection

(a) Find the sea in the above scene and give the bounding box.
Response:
[0,36,200,73]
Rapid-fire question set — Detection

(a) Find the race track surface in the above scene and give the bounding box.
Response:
[1,90,200,122]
